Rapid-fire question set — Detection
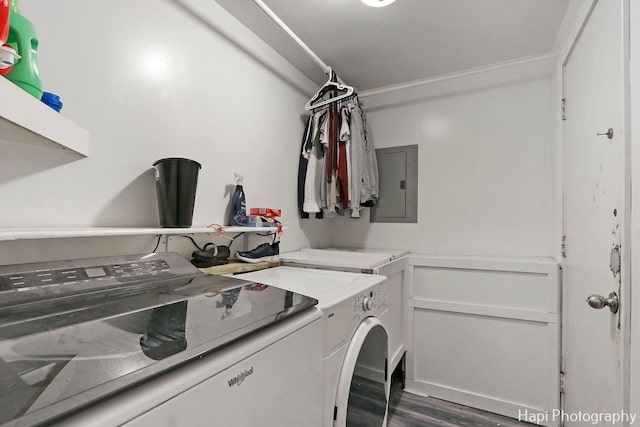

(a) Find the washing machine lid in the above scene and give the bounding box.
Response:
[239,266,385,308]
[0,253,318,427]
[281,248,407,270]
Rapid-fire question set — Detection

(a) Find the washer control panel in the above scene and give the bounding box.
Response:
[0,252,193,308]
[0,260,170,292]
[352,282,388,320]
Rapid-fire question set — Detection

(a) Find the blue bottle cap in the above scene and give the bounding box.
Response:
[41,91,63,112]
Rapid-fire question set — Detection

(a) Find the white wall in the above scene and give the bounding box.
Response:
[329,57,557,257]
[0,0,331,263]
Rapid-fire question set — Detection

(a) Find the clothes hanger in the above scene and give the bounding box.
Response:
[305,68,355,111]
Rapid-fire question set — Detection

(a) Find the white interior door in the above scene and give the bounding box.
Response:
[562,0,628,423]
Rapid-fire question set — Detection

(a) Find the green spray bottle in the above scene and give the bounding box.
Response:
[6,0,42,99]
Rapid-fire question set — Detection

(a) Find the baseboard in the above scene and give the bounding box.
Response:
[404,380,559,427]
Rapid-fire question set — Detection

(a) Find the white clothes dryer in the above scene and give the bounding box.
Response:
[240,266,390,427]
[279,248,408,374]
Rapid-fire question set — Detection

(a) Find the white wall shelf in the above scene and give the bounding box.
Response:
[0,226,281,242]
[0,76,89,156]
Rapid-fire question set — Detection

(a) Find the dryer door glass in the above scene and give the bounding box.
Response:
[335,318,389,427]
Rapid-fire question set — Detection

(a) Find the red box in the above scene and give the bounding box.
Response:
[244,283,269,291]
[249,208,282,217]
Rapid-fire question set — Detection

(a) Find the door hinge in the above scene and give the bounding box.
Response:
[560,371,565,394]
[561,235,567,258]
[561,98,567,121]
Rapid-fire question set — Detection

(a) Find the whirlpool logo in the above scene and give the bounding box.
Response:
[228,367,254,387]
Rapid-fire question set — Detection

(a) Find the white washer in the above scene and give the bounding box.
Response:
[0,253,323,427]
[63,309,324,427]
[279,247,408,373]
[240,266,391,427]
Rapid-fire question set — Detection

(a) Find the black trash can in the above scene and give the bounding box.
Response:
[153,158,202,228]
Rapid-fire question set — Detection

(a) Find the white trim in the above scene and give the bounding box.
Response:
[361,53,557,97]
[409,299,560,324]
[409,255,558,274]
[621,0,633,419]
[628,0,640,419]
[561,1,599,67]
[404,381,557,427]
[358,54,557,110]
[404,262,416,381]
[377,257,408,374]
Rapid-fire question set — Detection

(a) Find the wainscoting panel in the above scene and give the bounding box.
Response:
[405,256,560,426]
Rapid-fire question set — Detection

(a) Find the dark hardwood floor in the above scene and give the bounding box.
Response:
[387,369,533,427]
[388,388,531,426]
[347,365,534,426]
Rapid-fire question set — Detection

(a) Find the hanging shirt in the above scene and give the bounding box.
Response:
[348,101,366,217]
[302,111,326,213]
[361,105,379,204]
[352,102,378,206]
[337,106,350,210]
[326,104,340,213]
[297,115,315,219]
[319,111,329,211]
[340,106,352,190]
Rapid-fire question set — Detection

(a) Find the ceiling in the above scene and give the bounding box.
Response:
[216,0,571,92]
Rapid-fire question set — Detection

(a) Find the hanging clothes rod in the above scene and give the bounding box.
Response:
[251,0,344,84]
